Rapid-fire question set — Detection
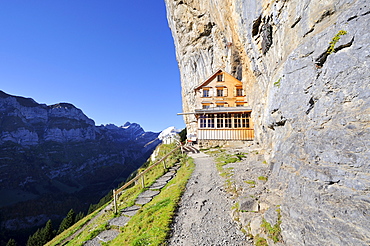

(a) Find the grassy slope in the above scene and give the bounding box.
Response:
[112,156,194,245]
[46,143,194,246]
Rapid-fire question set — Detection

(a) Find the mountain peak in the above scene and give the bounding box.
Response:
[49,103,77,109]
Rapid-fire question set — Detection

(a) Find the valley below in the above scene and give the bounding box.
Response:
[0,90,161,245]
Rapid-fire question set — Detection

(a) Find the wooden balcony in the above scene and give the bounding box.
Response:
[197,128,254,141]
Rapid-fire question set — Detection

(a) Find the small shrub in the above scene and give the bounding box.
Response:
[244,180,256,185]
[273,78,281,88]
[327,30,347,54]
[231,202,240,210]
[261,208,282,243]
[235,152,248,160]
[258,176,268,181]
[254,235,268,246]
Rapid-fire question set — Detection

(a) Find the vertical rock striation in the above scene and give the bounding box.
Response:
[165,0,369,244]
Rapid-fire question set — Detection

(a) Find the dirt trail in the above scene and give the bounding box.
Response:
[168,152,251,246]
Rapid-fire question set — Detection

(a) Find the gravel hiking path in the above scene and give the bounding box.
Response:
[168,152,251,246]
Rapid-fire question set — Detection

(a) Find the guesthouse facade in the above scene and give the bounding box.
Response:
[180,69,254,145]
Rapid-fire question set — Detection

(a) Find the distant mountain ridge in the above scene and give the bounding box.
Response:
[0,90,161,245]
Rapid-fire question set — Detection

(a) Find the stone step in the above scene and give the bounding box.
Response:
[84,229,120,245]
[170,164,181,170]
[120,205,141,217]
[135,196,153,205]
[155,175,173,183]
[162,171,175,177]
[84,238,101,246]
[108,216,130,227]
[149,182,167,190]
[96,230,120,242]
[137,190,160,199]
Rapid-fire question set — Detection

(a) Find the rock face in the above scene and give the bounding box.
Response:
[0,91,96,145]
[0,90,161,242]
[164,0,369,245]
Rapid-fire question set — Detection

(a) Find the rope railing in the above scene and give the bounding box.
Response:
[113,143,183,214]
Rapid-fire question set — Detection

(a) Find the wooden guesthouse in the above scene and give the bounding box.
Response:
[180,69,254,145]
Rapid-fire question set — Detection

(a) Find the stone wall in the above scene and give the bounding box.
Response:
[165,0,370,244]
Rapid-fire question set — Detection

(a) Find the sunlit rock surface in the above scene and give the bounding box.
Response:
[165,0,370,244]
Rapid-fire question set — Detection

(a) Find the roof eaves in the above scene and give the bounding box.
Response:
[194,68,224,91]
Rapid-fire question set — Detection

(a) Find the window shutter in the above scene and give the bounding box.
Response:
[223,87,228,97]
[234,87,237,97]
[209,88,214,97]
[200,89,203,97]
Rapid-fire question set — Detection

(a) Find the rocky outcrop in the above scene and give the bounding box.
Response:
[0,91,96,145]
[165,0,369,245]
[0,91,161,243]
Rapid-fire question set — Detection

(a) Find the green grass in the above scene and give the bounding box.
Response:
[110,157,195,245]
[46,143,188,246]
[258,176,268,181]
[204,148,225,155]
[261,208,282,243]
[254,235,268,246]
[45,204,108,246]
[225,179,238,195]
[213,152,246,196]
[235,152,248,160]
[244,180,256,185]
[215,153,240,171]
[244,180,256,188]
[231,202,240,210]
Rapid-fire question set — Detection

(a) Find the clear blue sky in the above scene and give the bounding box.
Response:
[0,1,184,132]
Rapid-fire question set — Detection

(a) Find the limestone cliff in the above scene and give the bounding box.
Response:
[165,0,369,245]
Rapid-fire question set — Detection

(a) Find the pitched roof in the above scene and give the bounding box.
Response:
[194,69,241,90]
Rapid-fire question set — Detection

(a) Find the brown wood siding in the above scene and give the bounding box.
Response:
[198,128,254,140]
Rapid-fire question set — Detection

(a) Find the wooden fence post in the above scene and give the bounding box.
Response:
[141,175,145,188]
[111,145,181,214]
[113,189,117,214]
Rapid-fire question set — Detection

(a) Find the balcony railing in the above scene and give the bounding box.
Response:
[198,128,254,141]
[195,106,252,114]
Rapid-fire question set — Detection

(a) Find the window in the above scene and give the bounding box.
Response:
[217,74,224,81]
[236,88,243,96]
[199,115,206,128]
[206,114,214,128]
[199,114,215,128]
[217,89,223,97]
[233,113,250,128]
[225,114,232,128]
[217,116,224,128]
[207,118,214,128]
[213,113,235,128]
[202,104,210,109]
[242,118,250,128]
[242,113,250,128]
[234,114,242,128]
[203,89,209,97]
[216,104,224,107]
[199,113,250,129]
